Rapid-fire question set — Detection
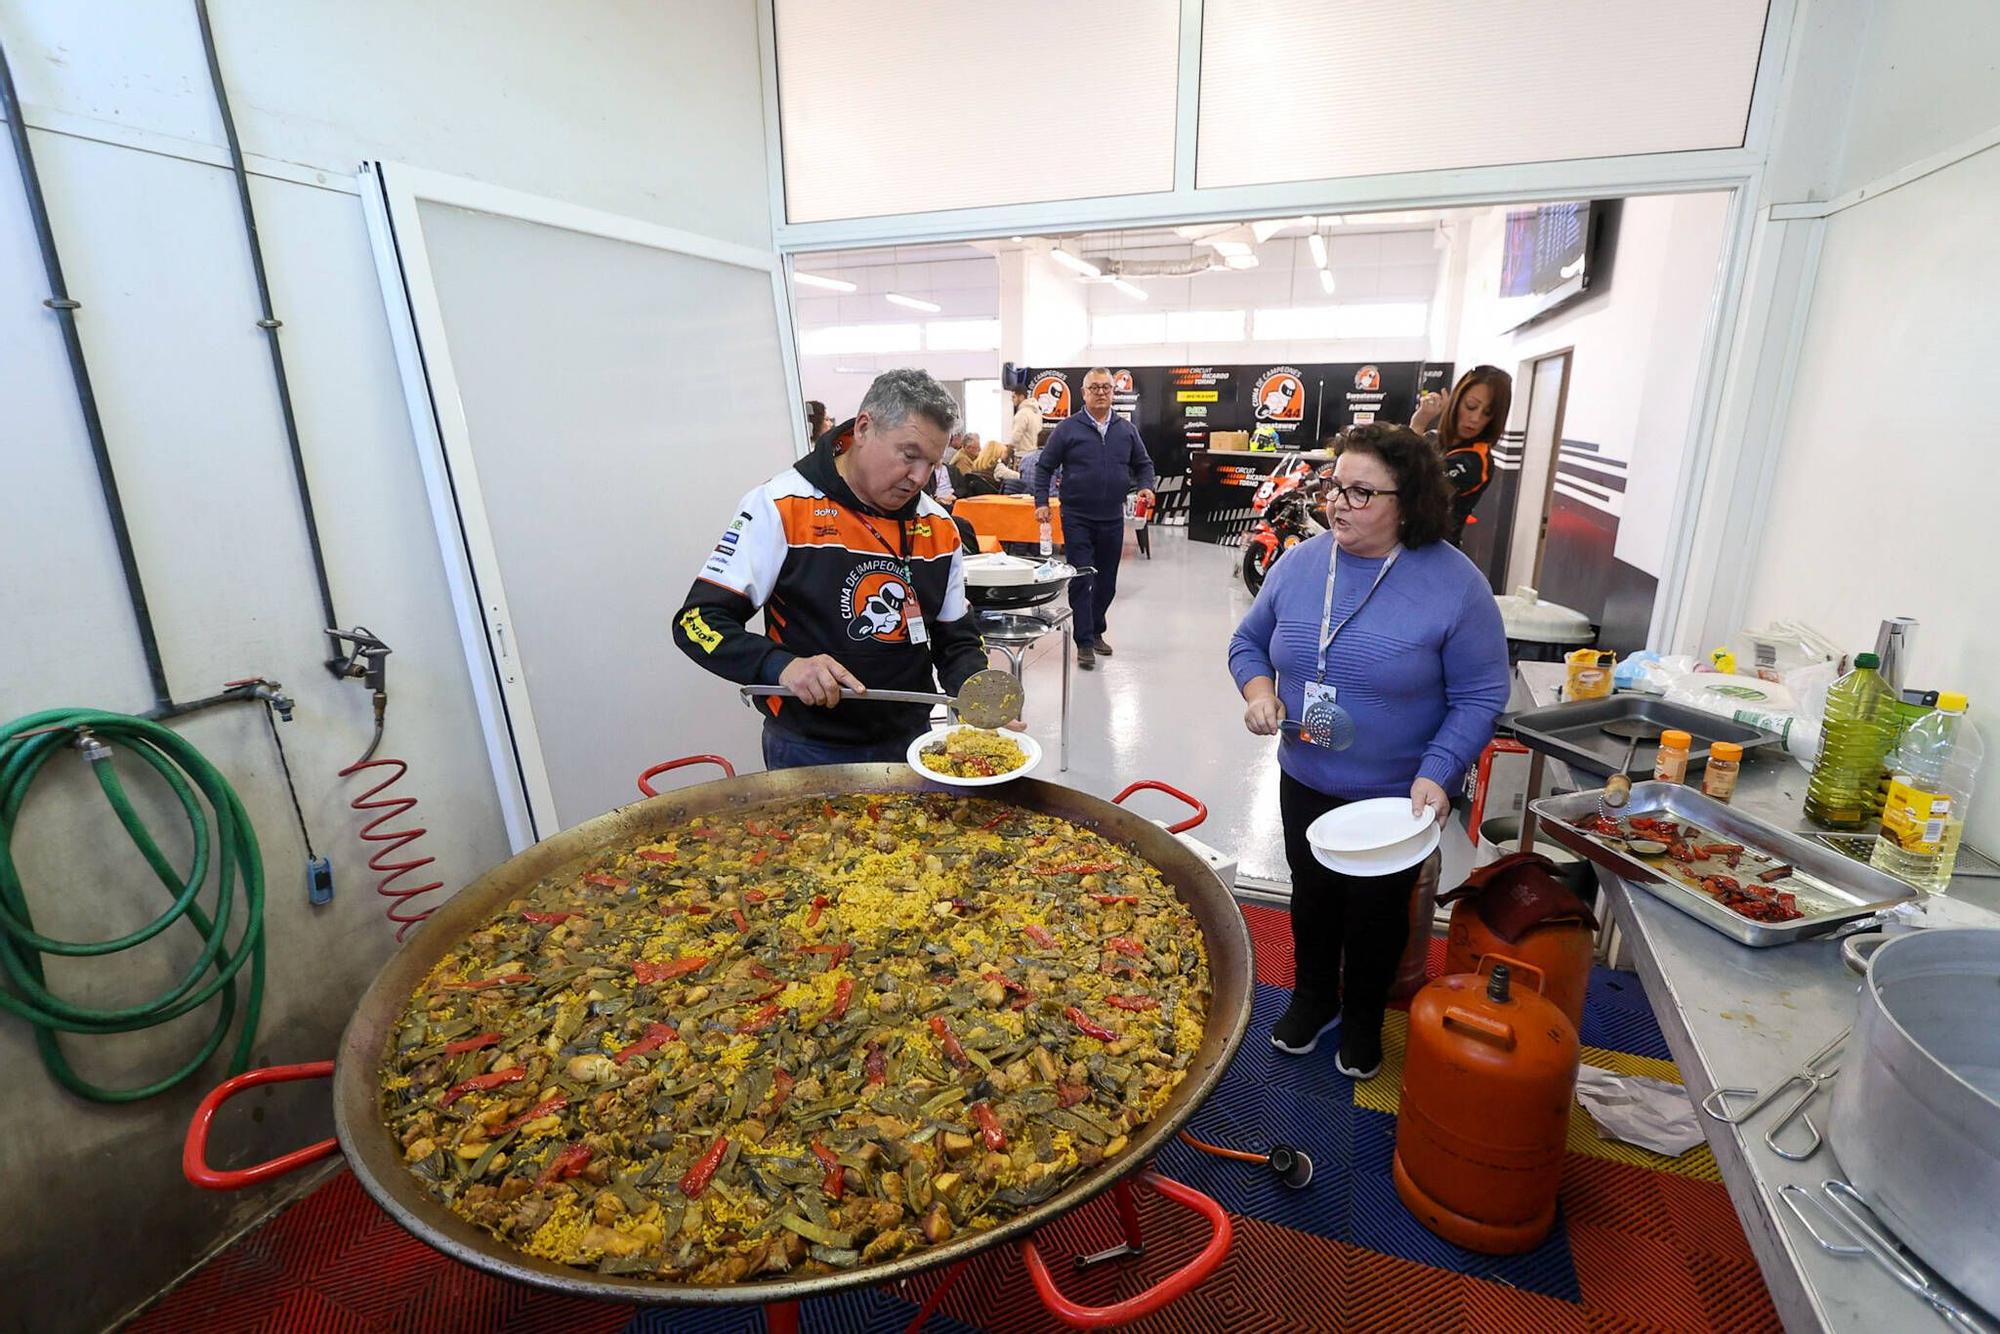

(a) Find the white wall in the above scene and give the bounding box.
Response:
[1449,192,1732,577]
[1741,0,2000,850]
[793,250,999,419]
[0,4,773,1328]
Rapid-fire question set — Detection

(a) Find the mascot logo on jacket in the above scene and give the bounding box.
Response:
[843,563,912,642]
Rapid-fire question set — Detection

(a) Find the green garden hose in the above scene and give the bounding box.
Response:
[0,708,265,1102]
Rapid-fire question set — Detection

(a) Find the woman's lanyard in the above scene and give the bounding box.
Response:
[1316,544,1401,683]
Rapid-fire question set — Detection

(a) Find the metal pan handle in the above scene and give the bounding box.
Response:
[1841,932,1889,975]
[1112,781,1208,834]
[1019,1172,1232,1328]
[184,1060,338,1190]
[636,754,738,797]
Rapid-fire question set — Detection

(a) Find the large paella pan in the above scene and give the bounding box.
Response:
[187,760,1253,1310]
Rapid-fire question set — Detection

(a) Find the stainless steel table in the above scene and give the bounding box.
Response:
[1517,662,2000,1331]
[976,605,1072,772]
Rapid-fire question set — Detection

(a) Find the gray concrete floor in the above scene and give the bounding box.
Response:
[999,527,1477,895]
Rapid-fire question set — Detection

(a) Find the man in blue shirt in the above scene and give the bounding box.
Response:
[1034,368,1157,669]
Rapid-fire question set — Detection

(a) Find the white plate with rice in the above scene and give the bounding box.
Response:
[908,725,1042,786]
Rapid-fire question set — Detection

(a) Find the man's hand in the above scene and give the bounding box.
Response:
[779,654,865,708]
[1136,488,1156,510]
[1243,693,1285,736]
[1002,718,1028,732]
[1410,777,1450,823]
[1034,506,1051,523]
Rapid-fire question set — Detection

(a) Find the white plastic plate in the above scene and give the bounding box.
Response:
[1308,797,1437,854]
[1311,821,1442,877]
[907,725,1042,787]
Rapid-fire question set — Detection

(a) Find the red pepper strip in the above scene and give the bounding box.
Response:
[978,812,1009,830]
[748,849,770,867]
[684,904,713,915]
[612,1021,680,1065]
[1103,937,1145,956]
[744,820,763,837]
[812,977,854,1026]
[771,1068,795,1110]
[807,895,830,927]
[1104,994,1160,1012]
[769,827,793,842]
[970,1102,1007,1151]
[864,1043,887,1085]
[440,972,532,991]
[748,963,780,981]
[1091,894,1141,906]
[631,956,710,985]
[1038,861,1119,875]
[733,909,752,934]
[1067,1007,1119,1042]
[738,1003,783,1035]
[679,1135,729,1198]
[636,849,677,864]
[743,889,768,904]
[521,910,574,924]
[691,826,721,840]
[823,802,837,820]
[868,802,884,823]
[811,1140,845,1199]
[801,942,852,969]
[439,1067,527,1108]
[748,984,785,1004]
[1057,1082,1091,1108]
[496,1094,567,1136]
[583,872,628,890]
[1023,924,1056,948]
[929,1015,971,1069]
[443,1031,502,1055]
[537,1142,593,1187]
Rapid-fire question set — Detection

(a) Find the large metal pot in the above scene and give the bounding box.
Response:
[1832,927,2000,1315]
[188,762,1252,1309]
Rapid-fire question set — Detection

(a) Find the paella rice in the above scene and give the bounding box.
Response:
[917,727,1028,779]
[379,792,1209,1284]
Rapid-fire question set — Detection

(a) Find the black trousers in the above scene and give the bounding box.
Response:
[1278,771,1422,1032]
[1062,515,1127,643]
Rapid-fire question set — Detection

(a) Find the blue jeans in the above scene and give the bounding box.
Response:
[1062,515,1127,644]
[761,724,917,771]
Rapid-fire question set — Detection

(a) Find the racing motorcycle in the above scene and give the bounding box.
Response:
[1240,457,1330,594]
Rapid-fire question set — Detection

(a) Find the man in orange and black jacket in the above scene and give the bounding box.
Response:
[672,369,997,770]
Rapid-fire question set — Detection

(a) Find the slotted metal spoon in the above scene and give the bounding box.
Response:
[741,667,1025,729]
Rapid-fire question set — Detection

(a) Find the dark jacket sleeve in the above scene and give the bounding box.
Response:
[1032,423,1072,507]
[671,486,798,686]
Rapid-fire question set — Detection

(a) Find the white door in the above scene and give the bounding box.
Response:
[364,164,804,846]
[1505,352,1571,590]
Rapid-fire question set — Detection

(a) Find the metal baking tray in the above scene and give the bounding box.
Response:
[1504,695,1778,780]
[1530,783,1921,947]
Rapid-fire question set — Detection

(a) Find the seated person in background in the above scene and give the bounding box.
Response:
[998,446,1040,496]
[956,439,1007,498]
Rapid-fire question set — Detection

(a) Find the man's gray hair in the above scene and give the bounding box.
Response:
[1085,366,1114,381]
[859,367,960,434]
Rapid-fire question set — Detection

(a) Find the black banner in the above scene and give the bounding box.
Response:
[1024,360,1450,477]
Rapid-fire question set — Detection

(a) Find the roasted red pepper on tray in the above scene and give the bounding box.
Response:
[679,1135,729,1198]
[439,1067,527,1107]
[612,1021,679,1064]
[1067,1007,1119,1042]
[537,1142,593,1187]
[813,978,854,1026]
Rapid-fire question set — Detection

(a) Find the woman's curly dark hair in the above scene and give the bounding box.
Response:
[1335,423,1454,548]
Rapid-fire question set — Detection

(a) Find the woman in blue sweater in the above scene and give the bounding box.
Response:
[1228,424,1510,1077]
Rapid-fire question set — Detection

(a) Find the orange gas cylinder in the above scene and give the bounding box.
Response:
[1444,898,1593,1032]
[1393,958,1580,1254]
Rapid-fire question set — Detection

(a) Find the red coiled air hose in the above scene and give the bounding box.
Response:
[340,753,444,940]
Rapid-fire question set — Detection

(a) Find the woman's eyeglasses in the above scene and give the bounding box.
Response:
[1324,482,1398,509]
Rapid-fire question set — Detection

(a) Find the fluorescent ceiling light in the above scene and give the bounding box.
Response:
[1050,248,1102,279]
[800,323,923,356]
[924,318,1001,351]
[885,292,942,313]
[1008,235,1025,241]
[1318,267,1336,296]
[1307,233,1328,269]
[1223,254,1259,269]
[793,271,856,292]
[1110,278,1148,301]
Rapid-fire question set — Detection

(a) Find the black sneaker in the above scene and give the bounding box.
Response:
[1270,994,1341,1055]
[1334,1022,1383,1079]
[1094,638,1114,656]
[1076,645,1096,670]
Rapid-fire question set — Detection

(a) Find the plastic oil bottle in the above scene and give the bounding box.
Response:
[1871,692,1983,892]
[1804,653,1901,829]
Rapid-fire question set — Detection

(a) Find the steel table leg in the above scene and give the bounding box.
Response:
[1518,749,1548,848]
[1060,621,1071,772]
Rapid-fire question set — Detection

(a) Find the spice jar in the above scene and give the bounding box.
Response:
[1703,741,1743,803]
[1654,730,1692,785]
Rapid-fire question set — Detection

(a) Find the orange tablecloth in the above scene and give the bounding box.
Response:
[951,495,1062,546]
